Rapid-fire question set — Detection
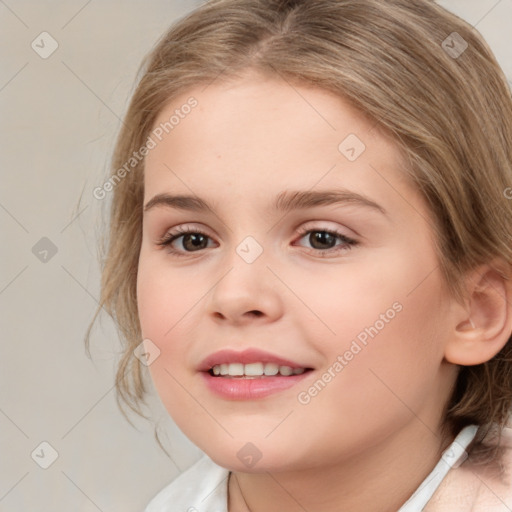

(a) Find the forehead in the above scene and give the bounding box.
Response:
[142,74,424,222]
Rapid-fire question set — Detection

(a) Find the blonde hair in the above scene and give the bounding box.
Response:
[86,0,512,459]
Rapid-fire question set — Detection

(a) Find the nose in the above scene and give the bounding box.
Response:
[206,246,284,326]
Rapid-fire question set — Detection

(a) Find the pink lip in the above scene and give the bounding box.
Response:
[200,372,311,400]
[198,348,313,400]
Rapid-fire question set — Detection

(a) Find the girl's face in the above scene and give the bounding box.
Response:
[137,72,458,472]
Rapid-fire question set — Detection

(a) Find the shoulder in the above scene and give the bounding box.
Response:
[425,426,512,511]
[144,455,230,512]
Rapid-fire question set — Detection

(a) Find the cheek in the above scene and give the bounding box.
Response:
[300,253,450,428]
[137,254,202,342]
[137,259,182,379]
[136,275,187,437]
[289,248,444,363]
[136,255,211,418]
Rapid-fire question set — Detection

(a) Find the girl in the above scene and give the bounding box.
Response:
[88,0,512,510]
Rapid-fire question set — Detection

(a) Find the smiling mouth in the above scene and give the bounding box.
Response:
[208,362,314,378]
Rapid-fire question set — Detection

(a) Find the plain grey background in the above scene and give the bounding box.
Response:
[0,1,511,511]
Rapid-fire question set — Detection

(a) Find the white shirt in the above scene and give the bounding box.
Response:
[145,425,479,512]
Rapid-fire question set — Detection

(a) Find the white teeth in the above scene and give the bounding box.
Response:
[210,362,306,377]
[244,362,264,376]
[264,363,279,376]
[228,363,244,376]
[279,366,293,376]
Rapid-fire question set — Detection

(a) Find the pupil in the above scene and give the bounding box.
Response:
[310,231,335,250]
[184,233,207,251]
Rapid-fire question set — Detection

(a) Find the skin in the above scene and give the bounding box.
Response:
[136,70,510,511]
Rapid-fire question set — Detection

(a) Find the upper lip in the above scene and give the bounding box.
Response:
[198,348,311,372]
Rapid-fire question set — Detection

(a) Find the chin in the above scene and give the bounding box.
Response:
[187,432,294,472]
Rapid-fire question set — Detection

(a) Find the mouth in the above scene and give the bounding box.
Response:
[198,348,314,400]
[208,362,311,378]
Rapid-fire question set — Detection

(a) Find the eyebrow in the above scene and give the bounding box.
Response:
[143,189,388,216]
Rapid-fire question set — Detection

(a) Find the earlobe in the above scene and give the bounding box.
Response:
[444,263,512,366]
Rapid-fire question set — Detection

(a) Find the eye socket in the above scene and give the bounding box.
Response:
[156,225,359,258]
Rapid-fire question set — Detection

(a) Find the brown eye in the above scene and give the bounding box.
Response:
[306,231,338,250]
[295,227,358,257]
[157,227,215,256]
[179,233,209,251]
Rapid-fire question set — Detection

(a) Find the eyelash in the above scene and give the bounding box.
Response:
[156,225,359,258]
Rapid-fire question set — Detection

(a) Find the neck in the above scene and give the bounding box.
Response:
[228,421,452,512]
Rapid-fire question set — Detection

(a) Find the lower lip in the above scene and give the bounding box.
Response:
[200,371,311,400]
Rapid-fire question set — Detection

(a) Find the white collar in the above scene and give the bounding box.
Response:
[145,424,479,512]
[398,424,478,511]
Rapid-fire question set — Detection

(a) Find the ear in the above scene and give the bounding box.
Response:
[444,262,512,366]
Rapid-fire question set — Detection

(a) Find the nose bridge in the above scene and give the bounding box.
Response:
[219,232,270,293]
[234,234,266,266]
[207,230,283,322]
